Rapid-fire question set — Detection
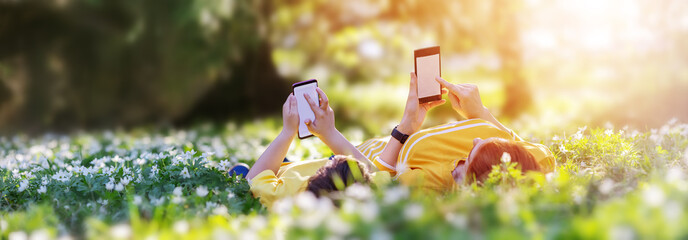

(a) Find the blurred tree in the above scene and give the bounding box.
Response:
[0,78,9,106]
[0,0,532,133]
[269,0,531,118]
[0,0,291,133]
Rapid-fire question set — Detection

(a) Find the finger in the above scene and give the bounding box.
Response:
[305,119,316,132]
[304,93,323,116]
[316,88,329,110]
[434,76,459,93]
[441,89,449,95]
[409,72,418,99]
[289,94,297,112]
[423,99,446,110]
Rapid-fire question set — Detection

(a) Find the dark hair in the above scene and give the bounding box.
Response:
[466,138,541,184]
[306,155,372,197]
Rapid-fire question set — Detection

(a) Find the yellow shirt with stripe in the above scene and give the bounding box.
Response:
[356,119,555,191]
[249,159,391,209]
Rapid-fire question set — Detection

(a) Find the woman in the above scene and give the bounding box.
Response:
[246,74,445,209]
[358,74,554,190]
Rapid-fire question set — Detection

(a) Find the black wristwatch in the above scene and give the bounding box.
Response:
[391,126,410,144]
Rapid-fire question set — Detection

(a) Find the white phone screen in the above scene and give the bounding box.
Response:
[416,54,441,99]
[293,83,318,138]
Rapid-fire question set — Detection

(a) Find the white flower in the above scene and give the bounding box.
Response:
[110,224,132,239]
[115,183,124,192]
[218,159,231,171]
[133,195,142,206]
[359,200,379,222]
[227,191,235,199]
[205,201,218,210]
[8,231,27,240]
[445,213,468,229]
[609,225,635,240]
[196,186,209,197]
[18,179,29,192]
[643,185,665,207]
[370,229,393,240]
[135,158,146,165]
[105,181,115,191]
[173,220,189,234]
[403,203,424,220]
[501,152,512,164]
[664,200,682,221]
[180,167,191,179]
[120,176,131,186]
[605,129,614,136]
[295,191,318,211]
[173,187,183,197]
[559,144,568,153]
[52,170,71,182]
[212,205,228,215]
[345,183,372,200]
[150,196,165,206]
[383,186,409,205]
[150,165,159,178]
[37,185,47,194]
[29,229,49,240]
[272,198,294,216]
[326,215,352,236]
[598,179,614,195]
[666,167,684,182]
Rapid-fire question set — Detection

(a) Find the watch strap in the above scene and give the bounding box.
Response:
[391,126,410,144]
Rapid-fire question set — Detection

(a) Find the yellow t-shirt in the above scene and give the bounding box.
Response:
[249,159,391,209]
[357,119,555,191]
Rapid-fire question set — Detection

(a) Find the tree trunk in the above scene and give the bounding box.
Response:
[495,2,532,118]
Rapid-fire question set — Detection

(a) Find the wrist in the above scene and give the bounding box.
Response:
[476,107,491,120]
[318,127,340,140]
[281,128,297,138]
[397,119,415,135]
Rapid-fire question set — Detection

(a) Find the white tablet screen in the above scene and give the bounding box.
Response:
[293,83,318,138]
[416,54,441,99]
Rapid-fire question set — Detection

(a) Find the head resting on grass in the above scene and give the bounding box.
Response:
[453,137,541,184]
[306,155,372,197]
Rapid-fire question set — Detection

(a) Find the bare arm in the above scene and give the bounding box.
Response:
[378,72,446,169]
[246,95,299,180]
[434,76,511,133]
[303,88,376,170]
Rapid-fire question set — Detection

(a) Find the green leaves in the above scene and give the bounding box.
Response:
[2,120,688,238]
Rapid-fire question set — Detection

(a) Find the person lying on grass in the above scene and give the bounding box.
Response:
[246,73,554,209]
[357,73,555,190]
[245,88,392,209]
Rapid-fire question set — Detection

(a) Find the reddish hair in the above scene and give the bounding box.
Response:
[465,138,541,184]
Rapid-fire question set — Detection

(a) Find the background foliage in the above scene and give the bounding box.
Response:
[2,0,688,239]
[2,0,686,134]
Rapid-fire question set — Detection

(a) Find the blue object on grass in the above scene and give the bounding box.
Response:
[228,163,250,178]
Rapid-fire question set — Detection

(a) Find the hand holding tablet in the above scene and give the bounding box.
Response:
[292,79,319,139]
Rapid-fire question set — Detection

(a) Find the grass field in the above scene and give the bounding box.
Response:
[2,119,688,239]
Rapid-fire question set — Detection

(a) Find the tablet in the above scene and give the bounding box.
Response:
[414,46,442,103]
[292,79,318,139]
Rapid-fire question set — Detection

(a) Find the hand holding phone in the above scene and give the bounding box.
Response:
[414,46,442,103]
[292,79,318,139]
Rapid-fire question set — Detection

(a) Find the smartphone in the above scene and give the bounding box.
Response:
[292,79,319,139]
[414,46,442,103]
